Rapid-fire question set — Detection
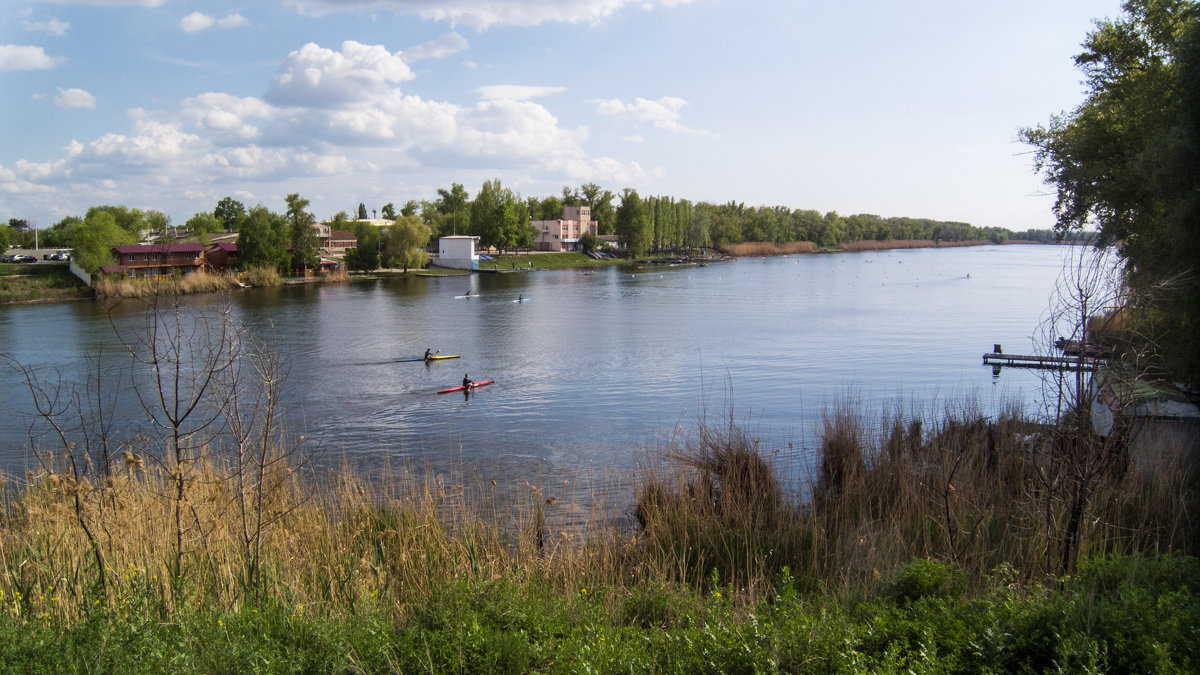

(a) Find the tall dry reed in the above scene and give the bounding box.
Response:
[3,400,1193,626]
[720,241,816,256]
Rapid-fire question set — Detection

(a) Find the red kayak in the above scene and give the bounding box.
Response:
[437,379,494,394]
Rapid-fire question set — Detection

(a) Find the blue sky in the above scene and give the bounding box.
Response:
[1,0,1123,231]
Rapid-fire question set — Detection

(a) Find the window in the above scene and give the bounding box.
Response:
[127,254,135,261]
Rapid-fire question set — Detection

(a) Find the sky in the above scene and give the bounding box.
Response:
[0,0,1126,231]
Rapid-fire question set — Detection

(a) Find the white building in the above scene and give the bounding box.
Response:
[434,235,480,270]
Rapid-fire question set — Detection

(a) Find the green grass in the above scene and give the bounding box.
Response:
[0,263,91,303]
[0,556,1194,672]
[490,252,612,269]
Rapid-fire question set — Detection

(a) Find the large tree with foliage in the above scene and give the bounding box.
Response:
[344,221,380,272]
[214,197,246,232]
[615,189,652,257]
[86,205,145,238]
[238,206,290,274]
[386,216,431,272]
[74,211,136,274]
[184,212,222,244]
[285,193,319,274]
[1022,0,1200,383]
[435,183,470,236]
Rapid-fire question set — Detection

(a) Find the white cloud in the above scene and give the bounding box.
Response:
[595,95,708,135]
[22,18,70,36]
[179,92,273,143]
[55,87,96,109]
[181,12,249,32]
[404,32,469,62]
[217,14,250,29]
[2,38,652,222]
[180,12,215,33]
[0,44,66,71]
[265,41,415,108]
[476,85,565,101]
[283,0,693,29]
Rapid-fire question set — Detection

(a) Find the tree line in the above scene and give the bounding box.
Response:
[4,183,1055,274]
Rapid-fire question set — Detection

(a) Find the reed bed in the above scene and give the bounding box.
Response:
[720,241,816,256]
[93,268,283,298]
[2,397,1193,630]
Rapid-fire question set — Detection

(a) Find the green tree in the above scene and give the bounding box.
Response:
[381,202,396,219]
[401,199,419,217]
[184,212,222,244]
[214,197,246,232]
[615,189,652,257]
[86,205,145,237]
[344,223,380,272]
[579,231,601,254]
[238,206,290,274]
[41,216,82,248]
[357,203,368,220]
[386,216,431,272]
[536,195,562,220]
[592,189,616,235]
[285,193,319,274]
[0,225,10,251]
[435,183,470,236]
[1022,0,1200,382]
[74,211,136,274]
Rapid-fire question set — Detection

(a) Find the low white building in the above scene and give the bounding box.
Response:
[434,235,480,270]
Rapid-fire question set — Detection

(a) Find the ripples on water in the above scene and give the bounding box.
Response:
[0,245,1078,515]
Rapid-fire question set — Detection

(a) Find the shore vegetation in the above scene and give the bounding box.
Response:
[1,289,1194,670]
[0,262,91,304]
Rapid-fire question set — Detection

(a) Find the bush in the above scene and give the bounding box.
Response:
[881,558,967,606]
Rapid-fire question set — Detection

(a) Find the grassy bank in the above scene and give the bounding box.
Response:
[93,267,286,298]
[0,553,1194,672]
[0,263,91,304]
[489,252,611,269]
[1,392,1194,670]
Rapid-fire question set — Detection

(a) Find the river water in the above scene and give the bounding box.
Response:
[0,245,1076,499]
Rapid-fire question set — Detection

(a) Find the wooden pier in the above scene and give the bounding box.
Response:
[983,345,1101,371]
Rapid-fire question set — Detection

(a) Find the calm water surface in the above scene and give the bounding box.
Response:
[0,245,1074,494]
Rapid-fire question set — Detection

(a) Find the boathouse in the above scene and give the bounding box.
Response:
[434,236,480,270]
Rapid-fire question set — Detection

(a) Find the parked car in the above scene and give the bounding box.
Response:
[0,254,14,263]
[11,254,37,263]
[53,252,71,261]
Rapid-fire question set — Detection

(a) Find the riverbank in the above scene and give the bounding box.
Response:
[1,400,1195,671]
[0,262,92,304]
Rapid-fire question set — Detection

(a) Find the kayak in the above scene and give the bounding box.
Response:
[437,379,494,394]
[512,298,531,303]
[395,355,461,362]
[454,294,477,299]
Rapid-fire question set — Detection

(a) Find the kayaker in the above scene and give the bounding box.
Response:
[462,373,473,389]
[424,348,434,361]
[518,294,523,302]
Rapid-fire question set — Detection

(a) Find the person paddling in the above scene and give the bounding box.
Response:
[424,348,435,361]
[462,373,473,389]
